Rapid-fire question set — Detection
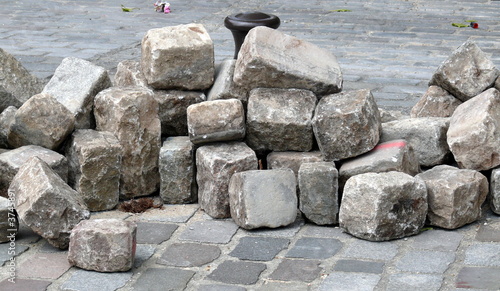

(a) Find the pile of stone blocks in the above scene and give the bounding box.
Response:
[0,21,499,257]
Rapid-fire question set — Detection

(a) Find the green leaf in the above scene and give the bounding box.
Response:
[465,20,477,23]
[331,9,352,12]
[420,227,434,232]
[452,23,469,28]
[121,4,139,12]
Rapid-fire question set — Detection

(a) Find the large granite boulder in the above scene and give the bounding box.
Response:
[410,85,462,118]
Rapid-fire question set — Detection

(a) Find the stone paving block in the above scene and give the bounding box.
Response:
[395,250,455,273]
[229,236,290,261]
[133,267,196,290]
[244,215,304,238]
[0,278,51,291]
[455,266,500,290]
[17,252,71,279]
[410,229,463,251]
[319,272,381,291]
[179,220,239,244]
[411,85,462,118]
[157,243,221,267]
[386,273,443,291]
[0,243,28,266]
[476,224,500,242]
[333,259,385,274]
[60,269,132,291]
[342,240,398,261]
[286,237,342,259]
[198,284,247,291]
[207,260,267,285]
[259,281,313,291]
[134,244,156,268]
[114,60,148,88]
[464,243,500,267]
[300,225,353,240]
[138,204,199,223]
[39,240,66,253]
[207,59,247,106]
[136,221,178,244]
[268,258,322,282]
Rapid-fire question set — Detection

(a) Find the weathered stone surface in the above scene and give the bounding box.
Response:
[417,165,488,229]
[380,117,450,167]
[429,41,499,102]
[207,59,247,105]
[246,88,317,152]
[68,219,136,272]
[0,48,43,111]
[411,85,462,118]
[154,90,205,136]
[7,93,75,150]
[114,60,149,88]
[187,99,245,145]
[313,89,381,161]
[0,196,17,243]
[65,129,121,211]
[10,157,90,249]
[234,26,342,96]
[379,108,409,123]
[491,168,500,214]
[267,151,324,182]
[298,162,338,225]
[229,169,297,229]
[141,23,214,90]
[447,88,500,171]
[0,106,16,148]
[0,145,68,198]
[196,142,257,218]
[339,139,420,191]
[495,76,500,91]
[339,172,428,241]
[159,136,197,204]
[94,87,161,199]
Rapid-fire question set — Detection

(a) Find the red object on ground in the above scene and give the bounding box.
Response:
[470,22,479,29]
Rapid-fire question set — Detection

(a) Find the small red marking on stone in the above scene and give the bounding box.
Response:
[374,141,407,150]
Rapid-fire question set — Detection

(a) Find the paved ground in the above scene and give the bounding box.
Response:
[1,0,500,290]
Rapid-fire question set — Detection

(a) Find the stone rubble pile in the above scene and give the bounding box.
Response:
[0,23,500,269]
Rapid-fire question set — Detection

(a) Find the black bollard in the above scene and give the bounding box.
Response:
[224,11,280,59]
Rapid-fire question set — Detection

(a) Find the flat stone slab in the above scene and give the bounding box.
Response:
[0,278,51,290]
[133,267,195,290]
[285,237,343,259]
[198,284,247,291]
[179,220,239,244]
[157,243,221,267]
[333,259,385,274]
[319,272,381,291]
[268,259,322,282]
[229,236,290,261]
[395,250,455,273]
[410,229,463,251]
[207,260,266,285]
[60,269,132,291]
[386,273,443,291]
[464,243,500,267]
[0,243,29,266]
[456,266,500,290]
[476,223,500,242]
[136,222,178,244]
[17,252,71,279]
[342,240,398,261]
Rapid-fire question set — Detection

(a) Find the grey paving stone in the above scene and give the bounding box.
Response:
[386,273,443,291]
[411,229,464,251]
[464,243,500,267]
[0,278,51,291]
[136,221,178,244]
[198,284,246,291]
[39,240,66,253]
[259,281,314,291]
[0,243,28,266]
[333,259,385,274]
[319,272,381,291]
[395,250,456,273]
[342,240,398,261]
[243,215,305,238]
[300,225,352,239]
[139,204,199,223]
[476,224,500,242]
[286,237,343,259]
[134,244,156,268]
[157,243,221,267]
[133,267,195,290]
[180,220,239,244]
[15,223,41,245]
[60,269,132,291]
[268,258,322,282]
[229,237,290,261]
[456,267,500,290]
[207,260,266,285]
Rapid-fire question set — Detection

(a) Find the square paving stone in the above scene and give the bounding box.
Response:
[342,239,398,261]
[180,220,239,244]
[157,243,221,267]
[456,266,500,290]
[0,243,28,266]
[133,267,195,290]
[138,204,199,223]
[260,281,314,291]
[198,284,247,291]
[464,243,500,267]
[410,229,463,251]
[333,259,385,274]
[285,237,342,259]
[136,221,178,244]
[0,278,51,291]
[476,224,500,242]
[319,272,381,291]
[268,258,322,282]
[17,252,71,279]
[300,225,352,239]
[60,269,132,291]
[134,244,156,268]
[207,260,266,285]
[395,250,455,273]
[386,273,443,291]
[229,236,290,261]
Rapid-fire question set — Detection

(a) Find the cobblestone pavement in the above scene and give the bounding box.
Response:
[1,0,500,290]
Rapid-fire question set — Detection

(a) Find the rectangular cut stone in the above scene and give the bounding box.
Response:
[65,129,121,211]
[0,106,16,148]
[234,26,342,96]
[43,57,111,129]
[491,168,500,215]
[159,136,197,204]
[141,23,214,90]
[114,60,149,88]
[10,157,90,249]
[187,99,245,145]
[196,142,257,218]
[229,169,297,229]
[298,162,338,225]
[0,145,68,197]
[153,90,205,136]
[246,88,317,152]
[94,87,161,199]
[411,85,462,118]
[207,59,247,105]
[267,151,324,181]
[313,89,381,161]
